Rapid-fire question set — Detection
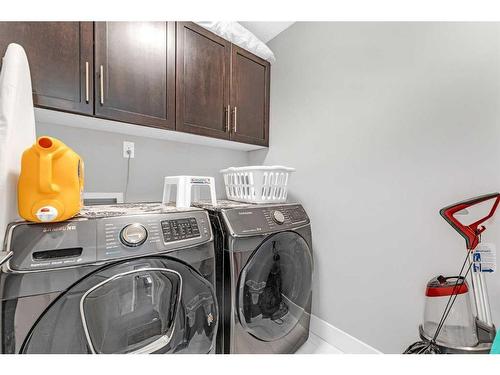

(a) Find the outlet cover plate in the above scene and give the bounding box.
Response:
[123,141,135,158]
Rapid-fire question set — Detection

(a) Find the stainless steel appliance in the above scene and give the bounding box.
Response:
[0,203,218,354]
[194,200,313,354]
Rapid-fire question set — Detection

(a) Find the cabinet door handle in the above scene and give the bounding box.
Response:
[233,107,238,133]
[85,61,89,103]
[100,65,104,105]
[225,105,230,132]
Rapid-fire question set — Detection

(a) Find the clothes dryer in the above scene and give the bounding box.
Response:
[194,201,313,354]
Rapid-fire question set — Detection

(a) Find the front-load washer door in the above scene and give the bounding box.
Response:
[21,257,218,354]
[237,232,313,342]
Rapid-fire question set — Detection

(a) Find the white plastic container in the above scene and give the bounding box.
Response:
[220,166,295,204]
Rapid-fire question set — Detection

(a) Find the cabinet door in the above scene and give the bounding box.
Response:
[176,22,231,139]
[230,45,270,146]
[0,22,93,115]
[94,22,175,129]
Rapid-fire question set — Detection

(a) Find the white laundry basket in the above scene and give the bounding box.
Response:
[220,166,295,204]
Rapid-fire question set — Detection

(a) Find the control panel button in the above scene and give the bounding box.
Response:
[286,206,307,223]
[120,224,148,247]
[161,218,200,243]
[272,210,285,224]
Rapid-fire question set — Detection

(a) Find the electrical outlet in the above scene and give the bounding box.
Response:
[123,141,135,158]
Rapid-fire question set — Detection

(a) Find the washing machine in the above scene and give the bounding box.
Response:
[194,200,313,354]
[0,203,218,354]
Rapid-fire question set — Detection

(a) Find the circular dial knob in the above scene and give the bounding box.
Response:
[120,223,148,247]
[272,210,285,225]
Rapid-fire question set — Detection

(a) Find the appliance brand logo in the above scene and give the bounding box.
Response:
[190,178,210,184]
[43,224,77,233]
[238,211,253,215]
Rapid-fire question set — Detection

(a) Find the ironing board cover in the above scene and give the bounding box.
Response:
[0,43,36,247]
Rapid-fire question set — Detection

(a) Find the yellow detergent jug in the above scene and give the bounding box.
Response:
[18,136,84,223]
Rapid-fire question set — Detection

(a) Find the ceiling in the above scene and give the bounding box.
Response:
[238,22,295,43]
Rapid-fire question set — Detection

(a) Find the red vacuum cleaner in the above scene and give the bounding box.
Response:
[405,193,500,354]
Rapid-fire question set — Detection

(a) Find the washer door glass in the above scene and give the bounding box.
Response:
[80,268,181,354]
[21,257,218,354]
[238,232,313,342]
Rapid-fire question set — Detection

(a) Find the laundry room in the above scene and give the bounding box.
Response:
[2,1,500,373]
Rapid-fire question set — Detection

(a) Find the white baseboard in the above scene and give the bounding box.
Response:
[310,315,381,354]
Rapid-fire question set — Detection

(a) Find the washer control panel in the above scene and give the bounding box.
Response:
[98,211,210,261]
[6,209,212,271]
[161,218,200,242]
[222,204,309,236]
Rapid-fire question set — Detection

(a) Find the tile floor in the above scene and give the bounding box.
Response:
[295,332,343,354]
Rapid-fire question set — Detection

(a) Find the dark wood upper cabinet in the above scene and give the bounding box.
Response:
[0,22,271,147]
[94,22,175,129]
[176,23,270,146]
[230,45,270,146]
[176,22,231,139]
[0,22,93,115]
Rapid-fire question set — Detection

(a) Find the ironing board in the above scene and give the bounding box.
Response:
[0,44,36,246]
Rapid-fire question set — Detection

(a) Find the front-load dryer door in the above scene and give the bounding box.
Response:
[21,257,218,354]
[237,232,313,342]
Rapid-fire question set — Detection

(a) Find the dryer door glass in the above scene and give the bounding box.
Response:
[21,257,218,354]
[238,232,313,342]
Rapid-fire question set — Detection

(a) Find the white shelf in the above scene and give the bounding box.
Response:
[35,108,266,152]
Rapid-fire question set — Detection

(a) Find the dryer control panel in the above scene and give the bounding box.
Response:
[221,204,309,237]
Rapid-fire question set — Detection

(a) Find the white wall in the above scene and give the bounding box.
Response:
[249,22,500,353]
[36,122,249,203]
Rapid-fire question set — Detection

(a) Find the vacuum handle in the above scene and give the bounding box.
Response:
[440,193,500,250]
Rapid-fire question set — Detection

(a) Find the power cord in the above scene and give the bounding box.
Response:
[124,149,132,202]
